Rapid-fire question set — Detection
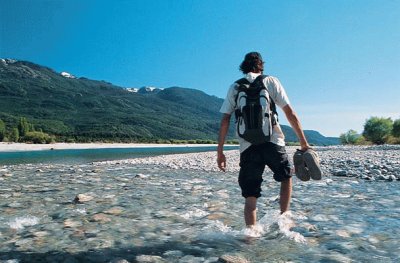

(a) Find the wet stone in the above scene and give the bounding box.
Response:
[104,206,124,215]
[218,254,249,263]
[332,169,347,176]
[63,219,82,228]
[135,173,148,178]
[179,255,205,263]
[32,231,49,237]
[91,213,112,223]
[74,193,94,203]
[163,250,184,258]
[109,259,130,263]
[136,255,167,263]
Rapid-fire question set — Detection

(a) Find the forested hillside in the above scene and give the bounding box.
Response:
[0,59,339,145]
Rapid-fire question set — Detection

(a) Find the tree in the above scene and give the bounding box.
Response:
[339,129,360,145]
[393,119,400,138]
[18,117,32,136]
[10,128,19,142]
[363,117,393,144]
[0,119,5,141]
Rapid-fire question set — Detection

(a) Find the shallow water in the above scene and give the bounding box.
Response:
[0,161,399,262]
[0,146,238,165]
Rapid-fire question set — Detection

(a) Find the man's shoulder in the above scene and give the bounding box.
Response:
[263,75,279,83]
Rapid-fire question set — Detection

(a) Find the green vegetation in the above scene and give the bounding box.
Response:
[18,117,33,136]
[341,117,400,145]
[363,117,393,144]
[392,119,400,138]
[9,128,19,142]
[340,129,361,145]
[0,119,5,141]
[23,131,55,144]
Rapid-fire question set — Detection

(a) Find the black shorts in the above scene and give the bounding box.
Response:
[238,142,291,198]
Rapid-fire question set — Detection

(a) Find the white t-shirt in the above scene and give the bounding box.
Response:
[219,72,290,153]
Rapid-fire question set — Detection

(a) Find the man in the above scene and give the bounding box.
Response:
[217,52,310,227]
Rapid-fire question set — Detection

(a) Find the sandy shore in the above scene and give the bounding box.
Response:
[0,142,220,152]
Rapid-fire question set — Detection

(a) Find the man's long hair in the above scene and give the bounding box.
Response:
[239,52,264,74]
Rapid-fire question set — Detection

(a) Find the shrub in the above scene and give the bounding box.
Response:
[339,129,360,145]
[362,117,393,144]
[23,131,55,144]
[392,119,400,138]
[387,135,400,145]
[354,135,372,145]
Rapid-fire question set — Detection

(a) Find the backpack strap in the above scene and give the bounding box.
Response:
[257,75,278,123]
[235,77,250,85]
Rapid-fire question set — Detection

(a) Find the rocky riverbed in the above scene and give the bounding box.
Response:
[100,145,400,182]
[0,145,399,262]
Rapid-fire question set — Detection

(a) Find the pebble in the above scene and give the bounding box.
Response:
[136,255,167,263]
[179,255,205,263]
[74,193,94,203]
[332,169,347,176]
[91,213,112,223]
[135,173,148,178]
[218,254,249,263]
[63,219,82,228]
[104,207,124,215]
[109,258,130,263]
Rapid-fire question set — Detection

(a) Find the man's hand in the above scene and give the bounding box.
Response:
[217,114,231,172]
[217,152,227,172]
[300,144,311,152]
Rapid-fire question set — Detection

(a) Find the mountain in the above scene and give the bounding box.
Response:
[0,59,339,145]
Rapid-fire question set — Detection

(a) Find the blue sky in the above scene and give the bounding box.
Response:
[1,0,399,137]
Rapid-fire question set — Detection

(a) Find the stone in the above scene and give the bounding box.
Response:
[74,193,94,203]
[33,231,49,237]
[91,213,111,223]
[218,255,249,263]
[163,250,184,258]
[104,207,124,215]
[371,169,382,176]
[332,169,347,176]
[135,173,148,178]
[136,255,167,263]
[63,219,82,228]
[387,174,396,181]
[336,230,351,238]
[179,255,205,263]
[109,259,130,263]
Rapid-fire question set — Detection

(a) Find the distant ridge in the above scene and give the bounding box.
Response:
[0,59,339,145]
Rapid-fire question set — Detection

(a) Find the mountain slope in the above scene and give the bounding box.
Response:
[0,59,339,145]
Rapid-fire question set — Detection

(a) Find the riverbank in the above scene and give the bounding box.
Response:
[99,145,400,181]
[0,142,221,152]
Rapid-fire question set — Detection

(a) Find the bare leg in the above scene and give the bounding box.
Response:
[280,178,292,213]
[244,197,257,226]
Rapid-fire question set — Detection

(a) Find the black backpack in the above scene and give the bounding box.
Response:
[234,75,278,145]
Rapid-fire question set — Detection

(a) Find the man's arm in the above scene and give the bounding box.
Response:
[282,104,310,151]
[217,113,231,172]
